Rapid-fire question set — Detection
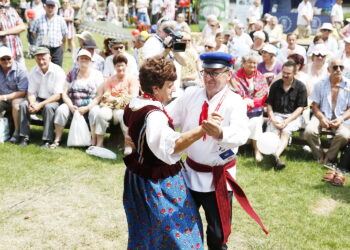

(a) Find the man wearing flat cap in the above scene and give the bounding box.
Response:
[0,46,28,143]
[18,47,66,147]
[30,0,68,66]
[167,52,268,249]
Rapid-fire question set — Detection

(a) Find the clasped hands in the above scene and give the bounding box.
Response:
[320,117,343,129]
[28,102,43,113]
[69,105,89,115]
[201,111,224,139]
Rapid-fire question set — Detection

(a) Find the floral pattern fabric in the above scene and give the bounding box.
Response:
[123,169,204,250]
[230,68,269,117]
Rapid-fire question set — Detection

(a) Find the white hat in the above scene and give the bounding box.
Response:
[0,46,12,58]
[344,36,350,44]
[261,44,277,55]
[253,31,266,41]
[311,44,329,56]
[320,23,333,31]
[77,49,92,59]
[76,31,92,41]
[248,17,257,24]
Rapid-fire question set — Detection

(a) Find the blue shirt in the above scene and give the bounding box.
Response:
[310,76,350,124]
[0,61,28,95]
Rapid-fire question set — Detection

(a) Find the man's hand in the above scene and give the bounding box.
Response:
[202,120,223,139]
[329,117,343,128]
[208,111,223,126]
[320,117,330,129]
[272,119,285,130]
[163,36,173,48]
[28,102,42,113]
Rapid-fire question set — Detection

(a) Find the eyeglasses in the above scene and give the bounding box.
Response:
[332,65,344,71]
[112,46,124,50]
[321,29,331,32]
[200,69,229,78]
[182,39,191,42]
[204,45,214,49]
[0,57,11,61]
[210,24,216,27]
[314,54,326,58]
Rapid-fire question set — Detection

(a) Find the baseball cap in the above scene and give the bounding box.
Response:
[0,46,12,58]
[77,49,92,59]
[33,46,50,56]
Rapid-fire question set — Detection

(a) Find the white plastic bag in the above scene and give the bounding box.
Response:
[0,117,10,143]
[67,111,91,147]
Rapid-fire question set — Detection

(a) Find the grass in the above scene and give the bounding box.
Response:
[1,29,349,249]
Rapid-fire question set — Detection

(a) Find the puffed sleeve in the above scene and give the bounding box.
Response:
[146,110,182,165]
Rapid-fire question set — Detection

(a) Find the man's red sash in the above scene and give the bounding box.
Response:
[186,157,269,244]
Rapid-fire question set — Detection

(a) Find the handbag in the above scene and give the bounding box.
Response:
[0,117,10,143]
[67,111,91,147]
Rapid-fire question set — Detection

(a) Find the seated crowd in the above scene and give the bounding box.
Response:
[0,0,350,170]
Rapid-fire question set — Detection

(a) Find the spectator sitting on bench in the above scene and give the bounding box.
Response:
[51,49,104,149]
[0,46,28,143]
[94,54,139,155]
[304,57,350,164]
[266,61,308,170]
[18,47,65,147]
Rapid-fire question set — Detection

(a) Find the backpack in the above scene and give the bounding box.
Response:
[338,142,350,171]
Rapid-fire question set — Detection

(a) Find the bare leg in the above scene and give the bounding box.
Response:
[53,123,64,143]
[11,98,22,131]
[276,131,290,159]
[91,125,96,146]
[252,139,263,162]
[96,134,104,147]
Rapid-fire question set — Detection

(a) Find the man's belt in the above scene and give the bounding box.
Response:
[186,157,269,244]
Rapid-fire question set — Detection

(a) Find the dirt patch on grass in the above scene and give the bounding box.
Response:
[0,168,127,249]
[311,198,340,216]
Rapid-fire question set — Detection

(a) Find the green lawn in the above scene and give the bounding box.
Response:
[0,29,349,249]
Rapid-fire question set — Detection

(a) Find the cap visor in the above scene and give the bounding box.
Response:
[202,63,227,69]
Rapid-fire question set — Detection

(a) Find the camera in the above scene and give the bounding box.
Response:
[163,27,186,52]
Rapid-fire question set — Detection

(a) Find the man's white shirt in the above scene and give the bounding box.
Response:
[166,86,250,192]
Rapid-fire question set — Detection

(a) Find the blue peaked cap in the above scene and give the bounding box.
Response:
[200,52,235,69]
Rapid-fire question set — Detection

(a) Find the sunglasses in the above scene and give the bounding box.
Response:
[204,45,214,49]
[112,46,124,50]
[0,57,11,61]
[314,54,326,58]
[210,24,216,27]
[182,39,191,42]
[332,65,344,71]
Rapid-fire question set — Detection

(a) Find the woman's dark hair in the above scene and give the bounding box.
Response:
[103,38,113,57]
[139,56,177,94]
[287,53,304,71]
[113,54,128,65]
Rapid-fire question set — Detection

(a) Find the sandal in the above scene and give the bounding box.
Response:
[50,141,60,149]
[322,170,336,182]
[332,173,346,186]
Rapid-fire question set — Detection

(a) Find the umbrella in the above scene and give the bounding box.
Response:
[79,21,134,40]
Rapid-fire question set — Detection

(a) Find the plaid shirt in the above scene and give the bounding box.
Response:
[0,7,24,59]
[30,14,67,48]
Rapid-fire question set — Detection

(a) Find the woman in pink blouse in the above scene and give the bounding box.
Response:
[94,54,140,154]
[230,51,269,162]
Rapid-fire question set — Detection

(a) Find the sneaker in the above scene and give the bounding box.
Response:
[19,137,29,147]
[40,141,51,149]
[302,145,312,153]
